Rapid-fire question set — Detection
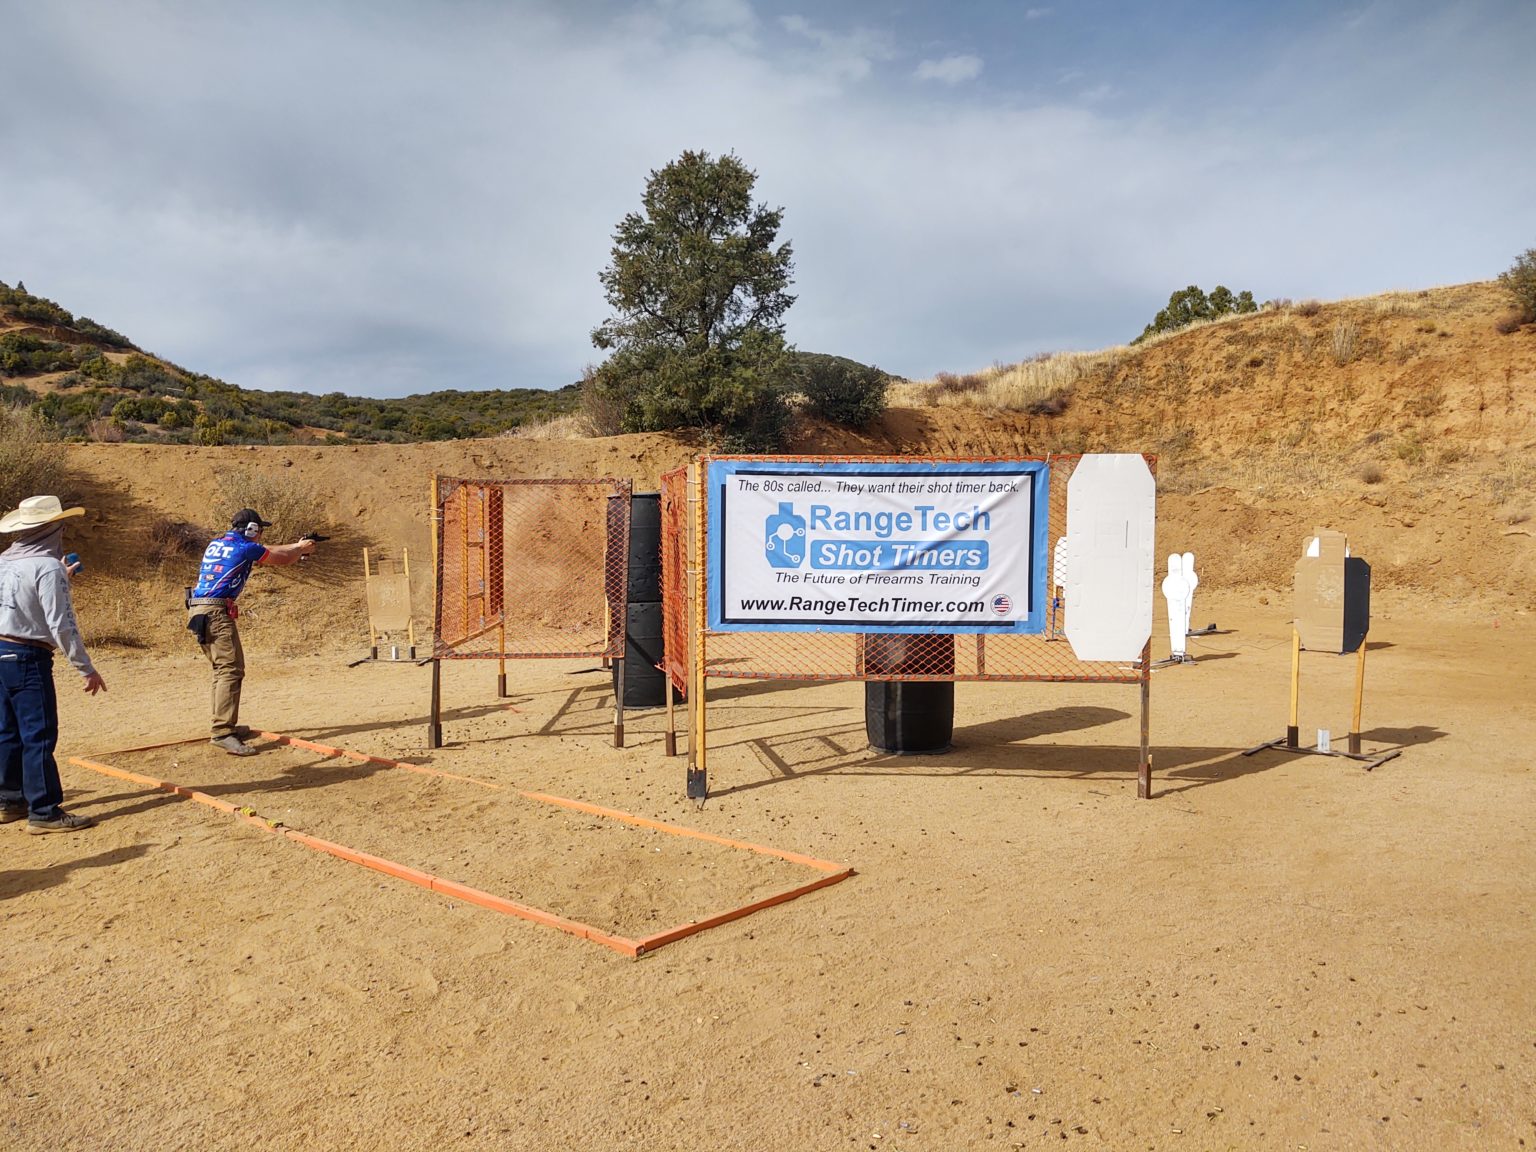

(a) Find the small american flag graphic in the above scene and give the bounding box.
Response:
[991,594,1012,615]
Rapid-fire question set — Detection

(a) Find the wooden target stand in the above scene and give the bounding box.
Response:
[1242,530,1399,771]
[347,548,420,667]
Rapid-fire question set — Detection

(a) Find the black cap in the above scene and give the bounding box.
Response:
[231,508,273,530]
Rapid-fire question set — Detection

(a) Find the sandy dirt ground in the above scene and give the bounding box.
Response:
[3,586,1533,1151]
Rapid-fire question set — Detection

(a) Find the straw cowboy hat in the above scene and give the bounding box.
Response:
[0,495,87,533]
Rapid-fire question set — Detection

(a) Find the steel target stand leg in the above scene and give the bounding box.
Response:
[1137,641,1152,799]
[428,475,444,750]
[613,657,625,748]
[665,681,678,757]
[1287,625,1301,748]
[428,658,443,748]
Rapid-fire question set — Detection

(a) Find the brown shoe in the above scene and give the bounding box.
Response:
[1,802,27,824]
[25,811,93,835]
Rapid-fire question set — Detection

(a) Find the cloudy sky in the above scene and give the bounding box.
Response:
[4,0,1533,398]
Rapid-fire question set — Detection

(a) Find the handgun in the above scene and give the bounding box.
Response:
[298,531,330,561]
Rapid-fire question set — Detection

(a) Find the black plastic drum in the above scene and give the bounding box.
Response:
[614,601,666,708]
[614,491,666,708]
[863,633,956,754]
[625,491,662,602]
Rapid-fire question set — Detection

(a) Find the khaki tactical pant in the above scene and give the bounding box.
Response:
[191,607,245,739]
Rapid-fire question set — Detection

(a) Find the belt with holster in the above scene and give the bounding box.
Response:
[186,597,234,644]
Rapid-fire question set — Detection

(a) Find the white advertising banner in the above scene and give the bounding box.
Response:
[706,459,1049,633]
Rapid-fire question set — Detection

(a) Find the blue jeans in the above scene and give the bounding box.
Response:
[0,641,64,820]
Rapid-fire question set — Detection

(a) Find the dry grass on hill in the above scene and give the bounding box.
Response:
[800,281,1536,607]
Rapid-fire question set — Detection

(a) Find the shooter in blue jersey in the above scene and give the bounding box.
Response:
[188,509,318,755]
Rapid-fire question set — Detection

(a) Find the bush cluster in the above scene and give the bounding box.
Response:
[0,332,90,375]
[3,277,585,444]
[1499,247,1536,324]
[1135,285,1258,343]
[797,354,889,428]
[0,280,133,346]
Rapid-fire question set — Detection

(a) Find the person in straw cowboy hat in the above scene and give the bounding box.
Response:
[0,495,107,834]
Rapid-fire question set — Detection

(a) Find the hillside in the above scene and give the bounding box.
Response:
[26,279,1536,655]
[1,280,888,445]
[0,279,581,442]
[799,281,1536,610]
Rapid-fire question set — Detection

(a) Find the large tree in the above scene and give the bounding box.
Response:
[587,150,796,449]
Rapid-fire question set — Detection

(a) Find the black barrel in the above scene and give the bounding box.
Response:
[615,601,666,707]
[864,633,955,754]
[614,492,666,708]
[626,492,662,602]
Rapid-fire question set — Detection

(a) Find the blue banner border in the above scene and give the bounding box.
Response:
[706,459,1050,634]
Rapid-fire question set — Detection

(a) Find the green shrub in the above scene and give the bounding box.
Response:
[13,296,73,327]
[1135,284,1258,342]
[712,382,792,452]
[799,357,889,428]
[1499,246,1536,322]
[72,317,134,349]
[35,388,117,438]
[0,332,76,376]
[578,365,625,436]
[118,354,185,394]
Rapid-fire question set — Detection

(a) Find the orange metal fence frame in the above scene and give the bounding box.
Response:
[429,475,632,748]
[661,454,1157,799]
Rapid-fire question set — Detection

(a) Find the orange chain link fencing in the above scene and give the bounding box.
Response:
[660,455,1157,797]
[659,465,692,698]
[430,476,633,745]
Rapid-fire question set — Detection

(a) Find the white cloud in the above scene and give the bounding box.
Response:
[914,54,984,85]
[779,13,896,81]
[1,0,1532,394]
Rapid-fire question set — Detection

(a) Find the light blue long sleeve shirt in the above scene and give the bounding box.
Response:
[0,553,97,676]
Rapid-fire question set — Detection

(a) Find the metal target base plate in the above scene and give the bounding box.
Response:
[346,648,422,668]
[1240,736,1401,771]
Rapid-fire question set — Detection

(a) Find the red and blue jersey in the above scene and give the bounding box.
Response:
[192,532,268,600]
